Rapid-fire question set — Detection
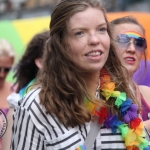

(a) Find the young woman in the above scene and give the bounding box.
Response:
[2,31,49,150]
[110,16,150,132]
[10,0,150,149]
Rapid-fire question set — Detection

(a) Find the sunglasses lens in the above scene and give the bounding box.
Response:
[116,34,130,44]
[0,67,11,73]
[115,34,147,52]
[4,68,11,73]
[135,38,147,52]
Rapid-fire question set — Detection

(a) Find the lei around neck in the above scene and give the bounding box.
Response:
[76,70,150,150]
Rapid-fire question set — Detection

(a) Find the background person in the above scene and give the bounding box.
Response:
[0,39,15,110]
[0,39,15,150]
[10,0,150,149]
[2,31,49,150]
[110,16,150,132]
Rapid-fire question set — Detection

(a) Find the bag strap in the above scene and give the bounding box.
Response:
[84,116,101,150]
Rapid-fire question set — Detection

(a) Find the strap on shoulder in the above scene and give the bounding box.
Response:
[84,117,101,150]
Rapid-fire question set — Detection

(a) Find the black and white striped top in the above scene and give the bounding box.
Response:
[10,88,127,150]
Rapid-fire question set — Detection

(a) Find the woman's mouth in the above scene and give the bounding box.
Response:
[86,51,102,57]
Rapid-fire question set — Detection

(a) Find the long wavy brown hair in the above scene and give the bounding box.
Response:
[37,0,137,127]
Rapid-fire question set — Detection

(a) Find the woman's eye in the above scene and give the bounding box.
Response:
[75,31,84,36]
[99,27,107,32]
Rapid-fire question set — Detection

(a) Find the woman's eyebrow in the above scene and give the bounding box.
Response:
[71,22,107,31]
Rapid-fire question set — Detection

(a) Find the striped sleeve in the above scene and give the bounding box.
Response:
[10,106,45,150]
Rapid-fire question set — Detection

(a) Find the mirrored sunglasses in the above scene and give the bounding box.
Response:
[0,67,11,73]
[115,34,147,52]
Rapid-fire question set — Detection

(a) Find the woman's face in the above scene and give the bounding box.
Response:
[66,7,110,74]
[112,23,146,76]
[0,56,14,87]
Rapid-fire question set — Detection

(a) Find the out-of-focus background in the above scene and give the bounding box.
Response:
[1,0,150,19]
[0,0,150,83]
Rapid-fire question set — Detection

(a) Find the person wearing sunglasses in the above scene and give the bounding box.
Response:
[0,39,15,110]
[110,16,150,132]
[0,39,15,150]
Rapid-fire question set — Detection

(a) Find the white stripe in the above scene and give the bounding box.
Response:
[21,88,40,109]
[44,128,82,149]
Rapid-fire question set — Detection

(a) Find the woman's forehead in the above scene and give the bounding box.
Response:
[113,23,144,37]
[67,8,105,29]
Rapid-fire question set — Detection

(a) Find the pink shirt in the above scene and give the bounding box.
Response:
[141,95,150,121]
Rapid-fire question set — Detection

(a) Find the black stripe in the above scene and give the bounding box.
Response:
[11,110,17,149]
[33,126,45,137]
[101,149,126,150]
[17,108,25,148]
[18,97,23,106]
[22,115,30,149]
[30,108,52,139]
[62,123,69,131]
[101,126,106,129]
[25,111,44,136]
[36,135,41,150]
[11,118,15,137]
[27,99,34,111]
[46,131,79,146]
[10,140,14,150]
[29,125,36,150]
[14,107,21,134]
[12,114,15,120]
[42,142,45,150]
[102,141,124,144]
[34,100,58,137]
[22,88,40,107]
[84,124,88,137]
[51,115,65,134]
[101,133,122,136]
[94,139,96,150]
[79,125,85,140]
[59,139,81,150]
[26,113,44,136]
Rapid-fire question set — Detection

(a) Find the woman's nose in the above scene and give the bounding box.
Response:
[126,39,136,53]
[88,33,100,45]
[0,70,6,78]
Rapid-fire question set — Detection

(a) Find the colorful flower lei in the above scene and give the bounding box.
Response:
[76,70,150,150]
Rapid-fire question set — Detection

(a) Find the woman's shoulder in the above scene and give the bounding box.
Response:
[19,87,41,109]
[139,85,150,105]
[139,85,150,93]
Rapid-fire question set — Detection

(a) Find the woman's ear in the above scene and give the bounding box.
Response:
[35,58,42,69]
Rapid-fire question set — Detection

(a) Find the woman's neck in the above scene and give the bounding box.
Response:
[128,72,135,93]
[129,71,134,82]
[128,72,141,107]
[84,73,100,98]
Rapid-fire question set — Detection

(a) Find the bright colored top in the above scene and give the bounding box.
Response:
[0,108,9,150]
[141,95,150,121]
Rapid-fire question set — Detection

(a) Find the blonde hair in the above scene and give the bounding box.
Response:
[0,39,15,58]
